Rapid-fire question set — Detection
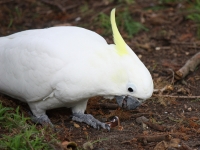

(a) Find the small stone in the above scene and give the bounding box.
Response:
[136,116,149,124]
[75,17,81,22]
[155,47,161,50]
[83,127,87,131]
[188,107,192,111]
[138,54,142,59]
[142,122,148,130]
[185,52,189,55]
[83,131,88,136]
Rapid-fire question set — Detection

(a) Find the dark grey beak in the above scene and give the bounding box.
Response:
[115,96,141,110]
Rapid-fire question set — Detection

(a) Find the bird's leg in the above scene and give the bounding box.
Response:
[30,112,53,127]
[71,99,110,131]
[27,102,53,127]
[72,113,110,130]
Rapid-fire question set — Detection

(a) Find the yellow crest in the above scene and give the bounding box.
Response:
[111,8,129,56]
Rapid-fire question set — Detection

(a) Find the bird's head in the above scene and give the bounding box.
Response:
[109,8,154,110]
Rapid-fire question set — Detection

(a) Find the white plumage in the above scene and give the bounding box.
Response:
[0,9,153,130]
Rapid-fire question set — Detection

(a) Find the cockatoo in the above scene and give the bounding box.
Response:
[0,9,153,130]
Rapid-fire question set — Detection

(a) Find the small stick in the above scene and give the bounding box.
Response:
[168,69,175,84]
[181,142,193,150]
[131,113,156,118]
[136,134,172,144]
[170,41,199,45]
[97,103,119,109]
[175,52,200,80]
[40,0,79,13]
[153,86,168,93]
[144,121,168,132]
[122,133,187,145]
[0,0,13,5]
[155,94,200,99]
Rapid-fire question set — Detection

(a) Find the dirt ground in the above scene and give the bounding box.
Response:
[0,0,200,150]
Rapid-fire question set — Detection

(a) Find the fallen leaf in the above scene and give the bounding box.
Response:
[154,138,181,150]
[154,141,168,150]
[168,138,181,148]
[61,141,77,150]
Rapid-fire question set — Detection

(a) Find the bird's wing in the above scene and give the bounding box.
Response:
[0,27,108,102]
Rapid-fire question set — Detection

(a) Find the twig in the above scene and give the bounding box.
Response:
[187,46,200,49]
[122,133,188,145]
[153,86,168,93]
[175,52,200,80]
[131,113,157,118]
[90,7,112,21]
[40,0,79,13]
[97,103,119,109]
[181,142,193,150]
[0,0,13,5]
[168,69,175,84]
[170,41,200,46]
[153,84,173,94]
[144,121,168,132]
[136,134,172,145]
[154,94,200,99]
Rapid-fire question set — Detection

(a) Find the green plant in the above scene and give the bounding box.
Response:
[120,10,148,37]
[80,3,89,13]
[15,6,22,18]
[187,0,200,38]
[0,103,57,150]
[95,9,148,37]
[95,12,111,35]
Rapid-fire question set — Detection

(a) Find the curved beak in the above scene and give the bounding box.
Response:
[115,96,141,110]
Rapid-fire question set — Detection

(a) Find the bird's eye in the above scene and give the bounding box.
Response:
[127,83,136,93]
[128,87,134,92]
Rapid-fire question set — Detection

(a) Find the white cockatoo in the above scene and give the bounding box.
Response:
[0,9,153,130]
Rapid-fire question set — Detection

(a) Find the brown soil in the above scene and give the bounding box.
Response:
[0,0,200,150]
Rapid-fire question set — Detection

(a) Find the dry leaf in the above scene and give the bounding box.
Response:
[61,141,77,150]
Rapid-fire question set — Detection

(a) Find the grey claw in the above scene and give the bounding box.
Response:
[105,124,111,131]
[72,113,110,131]
[29,113,53,127]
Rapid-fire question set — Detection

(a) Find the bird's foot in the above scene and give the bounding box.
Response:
[72,113,110,131]
[28,112,53,127]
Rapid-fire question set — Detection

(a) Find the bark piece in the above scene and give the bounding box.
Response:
[136,134,172,145]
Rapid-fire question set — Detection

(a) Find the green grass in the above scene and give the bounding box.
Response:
[0,103,58,150]
[187,0,200,38]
